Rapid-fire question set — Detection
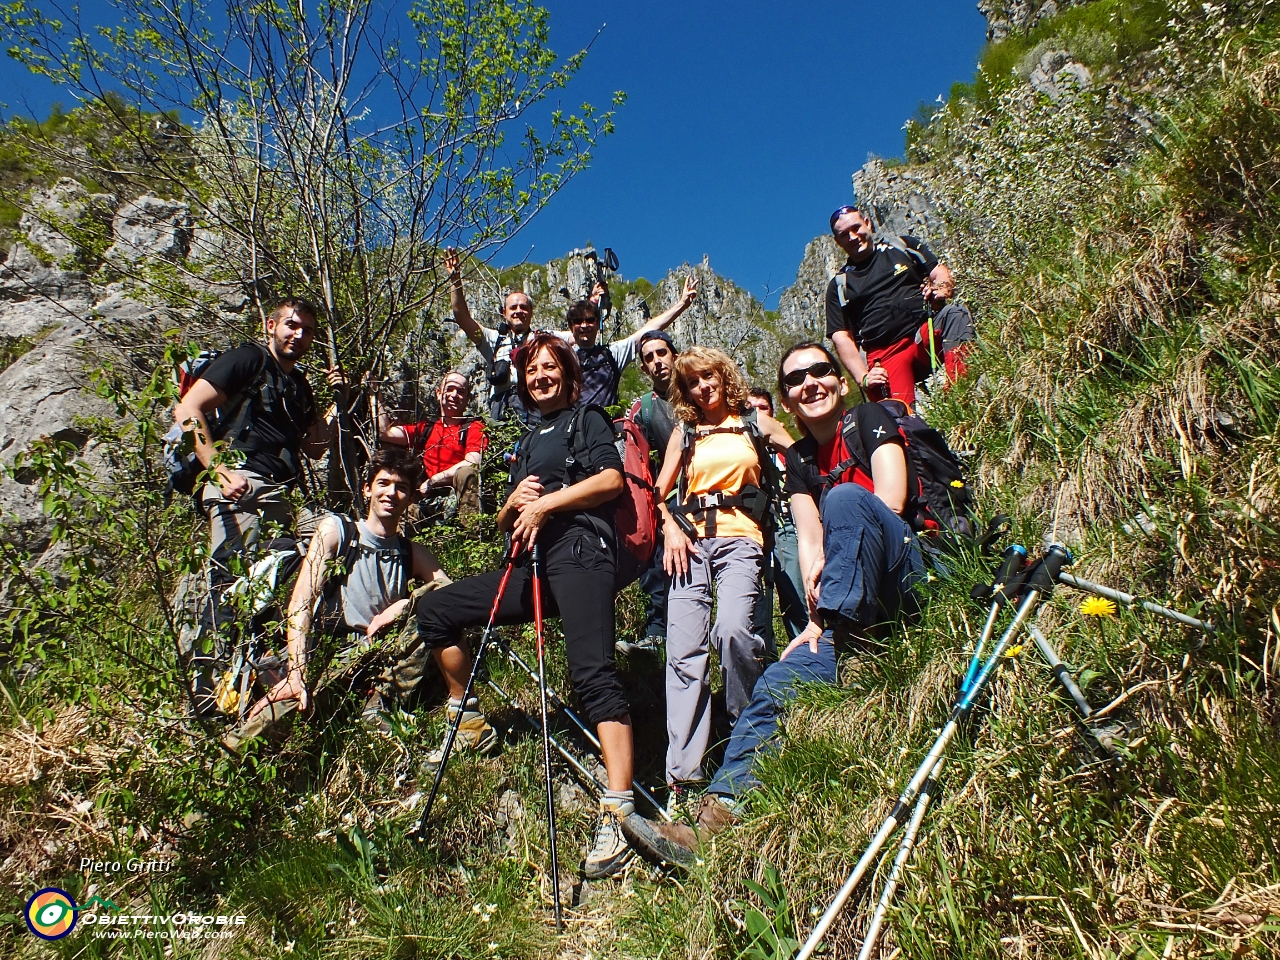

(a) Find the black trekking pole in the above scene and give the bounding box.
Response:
[856,758,946,960]
[417,549,517,837]
[962,544,1029,692]
[531,543,564,931]
[795,544,1073,960]
[489,634,672,822]
[1056,573,1214,634]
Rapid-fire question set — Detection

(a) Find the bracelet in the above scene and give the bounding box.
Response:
[861,373,869,388]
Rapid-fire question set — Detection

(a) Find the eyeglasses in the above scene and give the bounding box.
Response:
[781,361,838,388]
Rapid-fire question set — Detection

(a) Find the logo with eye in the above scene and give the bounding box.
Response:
[25,887,78,940]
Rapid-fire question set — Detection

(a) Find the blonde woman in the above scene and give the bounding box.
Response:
[651,346,792,806]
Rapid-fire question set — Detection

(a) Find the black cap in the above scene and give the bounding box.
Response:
[638,329,678,353]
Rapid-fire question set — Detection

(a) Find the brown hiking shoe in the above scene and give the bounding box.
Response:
[622,794,738,868]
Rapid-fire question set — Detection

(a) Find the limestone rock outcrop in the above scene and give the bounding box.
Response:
[978,0,1093,42]
[1027,49,1093,100]
[776,235,844,344]
[106,194,193,262]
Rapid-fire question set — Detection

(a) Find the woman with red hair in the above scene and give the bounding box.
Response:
[414,332,637,879]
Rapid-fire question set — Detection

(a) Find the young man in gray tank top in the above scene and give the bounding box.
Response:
[246,447,473,739]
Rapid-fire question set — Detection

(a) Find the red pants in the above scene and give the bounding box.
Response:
[865,321,940,406]
[944,343,972,384]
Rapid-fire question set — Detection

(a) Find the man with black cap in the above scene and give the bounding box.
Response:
[617,329,681,658]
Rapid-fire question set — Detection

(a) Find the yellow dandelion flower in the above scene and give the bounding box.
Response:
[1080,596,1118,617]
[950,479,965,487]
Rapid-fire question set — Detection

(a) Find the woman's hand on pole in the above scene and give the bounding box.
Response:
[511,495,552,549]
[663,520,698,578]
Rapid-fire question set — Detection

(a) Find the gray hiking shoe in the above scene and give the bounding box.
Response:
[615,634,665,659]
[583,799,635,879]
[422,698,498,772]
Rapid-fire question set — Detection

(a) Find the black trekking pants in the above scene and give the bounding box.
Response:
[416,526,628,726]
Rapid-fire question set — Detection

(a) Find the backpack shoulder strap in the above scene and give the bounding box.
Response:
[398,535,415,584]
[639,391,655,431]
[565,403,616,481]
[878,233,929,265]
[824,407,873,489]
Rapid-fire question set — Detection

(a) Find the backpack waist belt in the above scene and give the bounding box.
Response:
[672,486,769,539]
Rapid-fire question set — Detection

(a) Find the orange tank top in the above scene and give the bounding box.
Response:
[684,416,763,544]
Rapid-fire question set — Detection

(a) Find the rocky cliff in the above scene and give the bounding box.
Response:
[978,0,1093,41]
[0,180,226,565]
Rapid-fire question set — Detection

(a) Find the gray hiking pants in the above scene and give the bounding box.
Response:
[665,536,766,785]
[201,471,292,579]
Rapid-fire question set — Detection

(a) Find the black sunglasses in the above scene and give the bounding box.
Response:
[782,361,838,388]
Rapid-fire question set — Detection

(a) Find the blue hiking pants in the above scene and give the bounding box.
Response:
[708,483,924,798]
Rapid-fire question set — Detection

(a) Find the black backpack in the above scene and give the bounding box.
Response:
[825,400,977,538]
[577,344,622,408]
[163,342,314,497]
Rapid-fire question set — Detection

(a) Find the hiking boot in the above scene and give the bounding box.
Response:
[615,634,665,659]
[361,691,397,736]
[622,794,739,869]
[665,780,705,817]
[421,698,498,772]
[583,798,635,879]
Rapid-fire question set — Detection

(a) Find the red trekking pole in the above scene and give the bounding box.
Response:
[417,546,517,837]
[531,542,564,930]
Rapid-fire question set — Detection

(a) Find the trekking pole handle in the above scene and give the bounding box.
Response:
[991,544,1029,605]
[971,543,1025,603]
[1023,544,1072,597]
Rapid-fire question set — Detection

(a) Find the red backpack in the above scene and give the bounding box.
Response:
[610,414,659,578]
[523,403,658,588]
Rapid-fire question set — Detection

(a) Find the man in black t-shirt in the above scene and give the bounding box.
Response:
[825,205,948,407]
[173,299,342,575]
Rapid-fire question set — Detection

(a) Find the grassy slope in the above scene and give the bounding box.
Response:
[3,1,1280,958]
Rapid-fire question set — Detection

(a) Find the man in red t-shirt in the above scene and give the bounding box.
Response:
[378,371,487,520]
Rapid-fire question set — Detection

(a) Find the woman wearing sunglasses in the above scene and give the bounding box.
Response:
[651,346,792,809]
[620,341,927,865]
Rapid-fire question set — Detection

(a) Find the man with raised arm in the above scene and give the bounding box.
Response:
[445,250,538,422]
[825,205,950,408]
[445,247,699,414]
[563,274,699,408]
[377,371,487,522]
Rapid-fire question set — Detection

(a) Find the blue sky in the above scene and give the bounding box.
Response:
[0,0,989,304]
[518,1,990,303]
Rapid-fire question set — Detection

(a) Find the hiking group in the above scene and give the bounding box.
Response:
[170,205,979,881]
